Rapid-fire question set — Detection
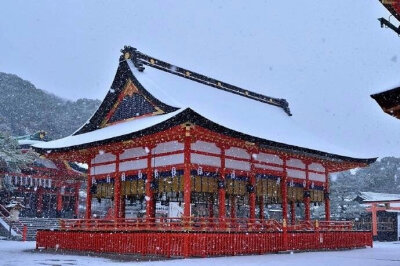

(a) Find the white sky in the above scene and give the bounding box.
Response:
[1,1,400,158]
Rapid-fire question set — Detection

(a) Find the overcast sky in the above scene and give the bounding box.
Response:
[1,0,400,158]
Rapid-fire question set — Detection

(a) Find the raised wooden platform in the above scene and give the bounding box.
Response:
[36,218,372,257]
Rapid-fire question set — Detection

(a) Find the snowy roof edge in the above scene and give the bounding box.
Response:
[33,107,377,165]
[120,46,292,116]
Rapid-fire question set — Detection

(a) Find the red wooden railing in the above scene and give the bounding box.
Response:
[36,217,372,257]
[36,229,372,258]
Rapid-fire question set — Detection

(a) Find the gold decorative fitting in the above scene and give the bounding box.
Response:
[124,52,131,59]
[245,91,249,95]
[217,82,222,87]
[185,71,191,77]
[150,58,155,64]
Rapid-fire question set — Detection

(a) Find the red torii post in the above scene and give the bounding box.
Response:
[371,203,378,238]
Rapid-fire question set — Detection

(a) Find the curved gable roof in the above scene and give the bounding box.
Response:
[34,46,376,167]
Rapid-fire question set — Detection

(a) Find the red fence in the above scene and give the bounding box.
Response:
[36,218,372,258]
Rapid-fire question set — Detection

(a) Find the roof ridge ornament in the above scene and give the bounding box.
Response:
[120,46,292,116]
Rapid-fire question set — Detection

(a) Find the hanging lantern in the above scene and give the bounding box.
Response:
[311,182,315,189]
[154,169,159,178]
[121,172,126,182]
[172,167,177,177]
[276,177,281,185]
[303,180,306,188]
[231,170,236,179]
[106,175,111,183]
[138,170,143,179]
[48,179,52,188]
[290,180,294,187]
[197,166,203,176]
[92,177,97,184]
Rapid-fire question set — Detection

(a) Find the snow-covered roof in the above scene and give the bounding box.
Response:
[128,60,358,158]
[18,139,45,146]
[33,47,376,165]
[34,109,183,149]
[357,192,400,203]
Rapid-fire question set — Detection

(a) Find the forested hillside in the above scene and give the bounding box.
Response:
[0,72,100,139]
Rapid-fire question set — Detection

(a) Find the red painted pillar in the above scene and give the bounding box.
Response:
[249,149,257,220]
[304,163,311,221]
[324,168,331,221]
[85,161,92,219]
[183,125,192,220]
[146,146,155,219]
[281,158,288,224]
[74,182,80,218]
[56,186,63,216]
[183,125,192,221]
[249,173,256,220]
[281,158,288,251]
[259,197,265,219]
[218,147,226,219]
[230,196,236,218]
[114,154,121,219]
[371,203,378,238]
[290,201,296,225]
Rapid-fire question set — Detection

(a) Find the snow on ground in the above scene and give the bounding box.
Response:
[0,240,399,266]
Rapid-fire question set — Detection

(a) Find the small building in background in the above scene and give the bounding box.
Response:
[355,191,400,241]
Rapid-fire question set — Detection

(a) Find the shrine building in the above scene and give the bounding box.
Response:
[33,46,375,257]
